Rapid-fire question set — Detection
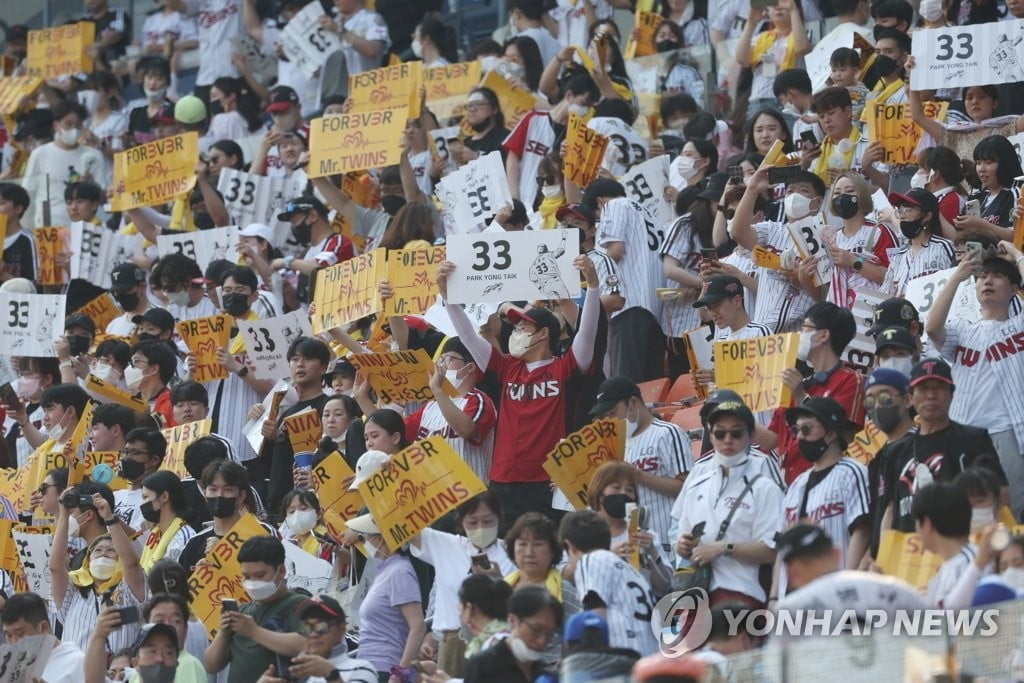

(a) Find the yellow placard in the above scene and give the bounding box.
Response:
[322,508,369,557]
[761,139,798,168]
[713,333,799,413]
[110,132,199,212]
[68,451,129,490]
[26,22,95,79]
[312,451,364,520]
[176,314,233,383]
[1014,193,1024,251]
[0,76,43,115]
[0,468,24,518]
[752,245,784,271]
[424,61,482,120]
[876,530,943,590]
[310,249,385,333]
[627,505,641,569]
[564,112,609,188]
[60,401,94,492]
[863,101,949,166]
[75,293,121,333]
[542,418,626,510]
[342,172,381,209]
[384,245,446,316]
[349,62,422,118]
[34,227,70,286]
[348,348,457,404]
[84,375,149,412]
[845,420,888,466]
[308,108,408,177]
[358,436,488,550]
[186,513,269,639]
[0,519,19,573]
[160,419,212,478]
[624,11,664,59]
[479,70,535,131]
[283,407,321,455]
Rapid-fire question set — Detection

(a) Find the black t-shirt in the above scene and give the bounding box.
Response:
[978,188,1017,228]
[3,232,35,282]
[465,126,511,162]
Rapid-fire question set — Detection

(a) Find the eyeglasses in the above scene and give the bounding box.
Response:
[299,622,335,637]
[863,391,899,411]
[513,325,535,334]
[465,101,490,112]
[791,424,820,437]
[121,449,150,459]
[896,205,920,216]
[711,428,746,440]
[439,354,469,365]
[520,619,557,641]
[536,175,557,186]
[38,483,56,495]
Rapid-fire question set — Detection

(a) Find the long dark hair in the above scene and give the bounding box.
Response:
[675,186,715,256]
[973,135,1023,190]
[506,36,544,92]
[142,470,189,519]
[367,409,410,450]
[212,76,263,133]
[744,108,794,154]
[378,203,437,249]
[469,87,505,130]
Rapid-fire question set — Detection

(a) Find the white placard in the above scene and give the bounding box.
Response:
[422,295,498,337]
[805,30,854,92]
[217,169,305,248]
[588,117,649,177]
[621,155,673,232]
[684,324,714,369]
[157,225,239,271]
[242,379,296,459]
[233,34,277,87]
[0,293,65,357]
[279,1,343,78]
[435,151,514,234]
[12,529,52,598]
[445,229,581,304]
[237,311,312,380]
[69,221,143,283]
[910,21,1024,91]
[904,266,979,327]
[0,635,55,682]
[428,126,460,174]
[846,288,889,370]
[283,539,333,594]
[787,215,833,287]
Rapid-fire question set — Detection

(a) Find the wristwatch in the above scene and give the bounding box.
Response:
[725,542,736,556]
[852,255,865,271]
[102,517,120,527]
[326,670,342,682]
[236,366,249,378]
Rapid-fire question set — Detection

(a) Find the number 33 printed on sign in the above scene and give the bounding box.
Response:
[0,293,66,357]
[236,311,312,381]
[910,22,1024,91]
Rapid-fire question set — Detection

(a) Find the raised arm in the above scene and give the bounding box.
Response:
[925,257,979,350]
[91,493,146,601]
[730,166,770,250]
[907,68,946,142]
[571,255,601,373]
[435,261,496,369]
[50,489,72,607]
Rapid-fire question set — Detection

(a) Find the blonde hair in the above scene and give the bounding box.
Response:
[586,461,637,512]
[832,172,873,216]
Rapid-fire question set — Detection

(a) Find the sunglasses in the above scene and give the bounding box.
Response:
[38,483,56,495]
[863,391,898,411]
[536,175,557,186]
[299,622,334,637]
[711,428,745,440]
[791,424,819,437]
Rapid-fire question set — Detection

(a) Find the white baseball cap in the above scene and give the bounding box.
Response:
[345,512,380,535]
[349,449,391,490]
[239,223,276,246]
[0,278,36,294]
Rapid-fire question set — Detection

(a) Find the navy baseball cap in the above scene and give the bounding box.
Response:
[707,398,756,433]
[278,195,328,220]
[589,376,642,417]
[775,524,834,563]
[64,313,95,335]
[873,325,916,354]
[564,611,609,646]
[866,368,909,393]
[693,275,743,308]
[133,308,176,331]
[785,396,850,442]
[867,298,920,336]
[110,263,146,292]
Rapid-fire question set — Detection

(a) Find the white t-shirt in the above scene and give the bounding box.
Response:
[337,8,390,76]
[85,110,128,188]
[141,9,198,49]
[41,641,85,683]
[184,0,242,86]
[549,0,613,50]
[114,487,145,530]
[517,26,562,66]
[205,111,254,145]
[21,142,104,229]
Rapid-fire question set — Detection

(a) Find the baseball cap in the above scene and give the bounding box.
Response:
[865,368,909,393]
[300,594,346,621]
[110,263,147,292]
[174,95,207,125]
[785,396,850,441]
[239,223,276,245]
[64,313,95,335]
[266,85,300,113]
[507,307,561,348]
[132,308,176,331]
[873,325,916,354]
[909,358,954,388]
[707,398,755,433]
[132,622,179,654]
[697,171,730,201]
[349,450,391,490]
[887,187,939,215]
[327,357,356,380]
[698,388,744,422]
[589,376,642,417]
[564,611,609,646]
[7,25,28,42]
[972,575,1020,607]
[345,512,380,535]
[692,275,743,308]
[277,195,328,221]
[555,202,596,227]
[775,524,834,563]
[867,297,920,335]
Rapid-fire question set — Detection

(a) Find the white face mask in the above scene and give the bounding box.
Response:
[878,355,914,377]
[509,634,545,662]
[568,104,589,117]
[411,39,423,58]
[56,128,79,146]
[363,538,379,560]
[797,329,815,362]
[919,0,945,22]
[971,506,995,532]
[508,330,535,358]
[784,192,814,220]
[675,155,699,180]
[444,368,463,387]
[144,87,167,102]
[67,515,82,538]
[243,578,278,601]
[466,525,499,549]
[92,361,120,384]
[166,290,189,307]
[713,448,749,469]
[909,171,928,190]
[124,366,146,393]
[286,509,318,534]
[1003,566,1024,589]
[90,556,117,580]
[541,185,562,199]
[625,403,640,438]
[44,419,66,442]
[479,55,499,73]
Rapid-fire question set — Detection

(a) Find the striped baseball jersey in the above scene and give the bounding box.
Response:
[880,235,956,297]
[404,389,497,483]
[502,112,559,211]
[626,418,692,548]
[210,357,265,460]
[826,222,898,309]
[574,549,659,655]
[751,220,816,332]
[59,580,144,653]
[659,214,703,337]
[587,248,622,298]
[719,248,758,315]
[586,117,648,177]
[926,544,977,608]
[597,198,665,319]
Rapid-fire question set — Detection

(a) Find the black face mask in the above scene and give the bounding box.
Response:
[873,54,899,79]
[120,457,147,481]
[870,405,904,433]
[114,291,140,312]
[873,23,890,41]
[601,493,633,520]
[194,212,215,231]
[208,100,224,116]
[656,39,680,53]
[67,334,91,356]
[292,220,313,246]
[831,193,860,219]
[798,437,830,463]
[140,500,162,524]
[137,332,161,343]
[469,117,493,133]
[207,496,237,518]
[900,219,925,240]
[222,292,250,317]
[381,194,406,217]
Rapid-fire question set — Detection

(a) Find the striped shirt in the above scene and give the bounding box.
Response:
[659,214,703,337]
[927,544,977,607]
[751,220,816,332]
[575,549,658,656]
[626,418,692,548]
[587,248,622,297]
[597,198,664,319]
[405,389,497,483]
[713,321,772,342]
[826,221,898,309]
[880,235,956,297]
[587,117,648,177]
[210,361,264,460]
[59,580,144,653]
[719,248,757,315]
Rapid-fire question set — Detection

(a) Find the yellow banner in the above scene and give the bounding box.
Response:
[186,513,269,639]
[0,76,43,115]
[846,420,888,466]
[283,407,321,455]
[624,11,664,58]
[110,132,199,212]
[342,172,381,209]
[160,419,212,478]
[26,22,94,79]
[308,108,408,177]
[61,402,94,492]
[84,375,149,412]
[312,451,363,519]
[564,112,609,188]
[424,61,482,120]
[69,451,129,490]
[358,436,488,550]
[177,314,233,383]
[479,70,535,130]
[713,333,799,413]
[542,418,625,510]
[349,62,422,118]
[0,468,25,517]
[34,227,70,286]
[0,519,19,573]
[75,293,121,333]
[310,249,385,333]
[384,245,445,316]
[864,101,948,166]
[348,348,456,404]
[876,530,943,590]
[752,245,784,271]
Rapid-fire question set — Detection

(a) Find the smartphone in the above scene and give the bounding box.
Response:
[689,521,707,540]
[312,530,340,547]
[221,599,239,613]
[116,606,140,626]
[701,247,719,261]
[275,654,294,681]
[0,383,22,412]
[800,129,818,146]
[965,199,981,217]
[767,165,803,185]
[966,240,983,261]
[471,553,492,570]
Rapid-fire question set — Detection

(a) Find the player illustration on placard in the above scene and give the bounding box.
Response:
[529,234,570,298]
[991,32,1024,81]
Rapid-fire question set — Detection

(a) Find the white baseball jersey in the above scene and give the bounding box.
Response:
[586,248,622,298]
[926,544,977,607]
[502,112,558,212]
[659,214,703,337]
[141,9,198,48]
[549,0,614,50]
[597,198,664,320]
[184,0,241,86]
[751,220,816,332]
[713,321,772,342]
[627,418,692,550]
[719,248,757,315]
[880,235,956,297]
[336,8,391,76]
[406,389,497,483]
[575,549,658,655]
[59,580,144,653]
[587,117,648,178]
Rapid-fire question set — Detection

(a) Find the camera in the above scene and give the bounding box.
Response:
[60,492,94,509]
